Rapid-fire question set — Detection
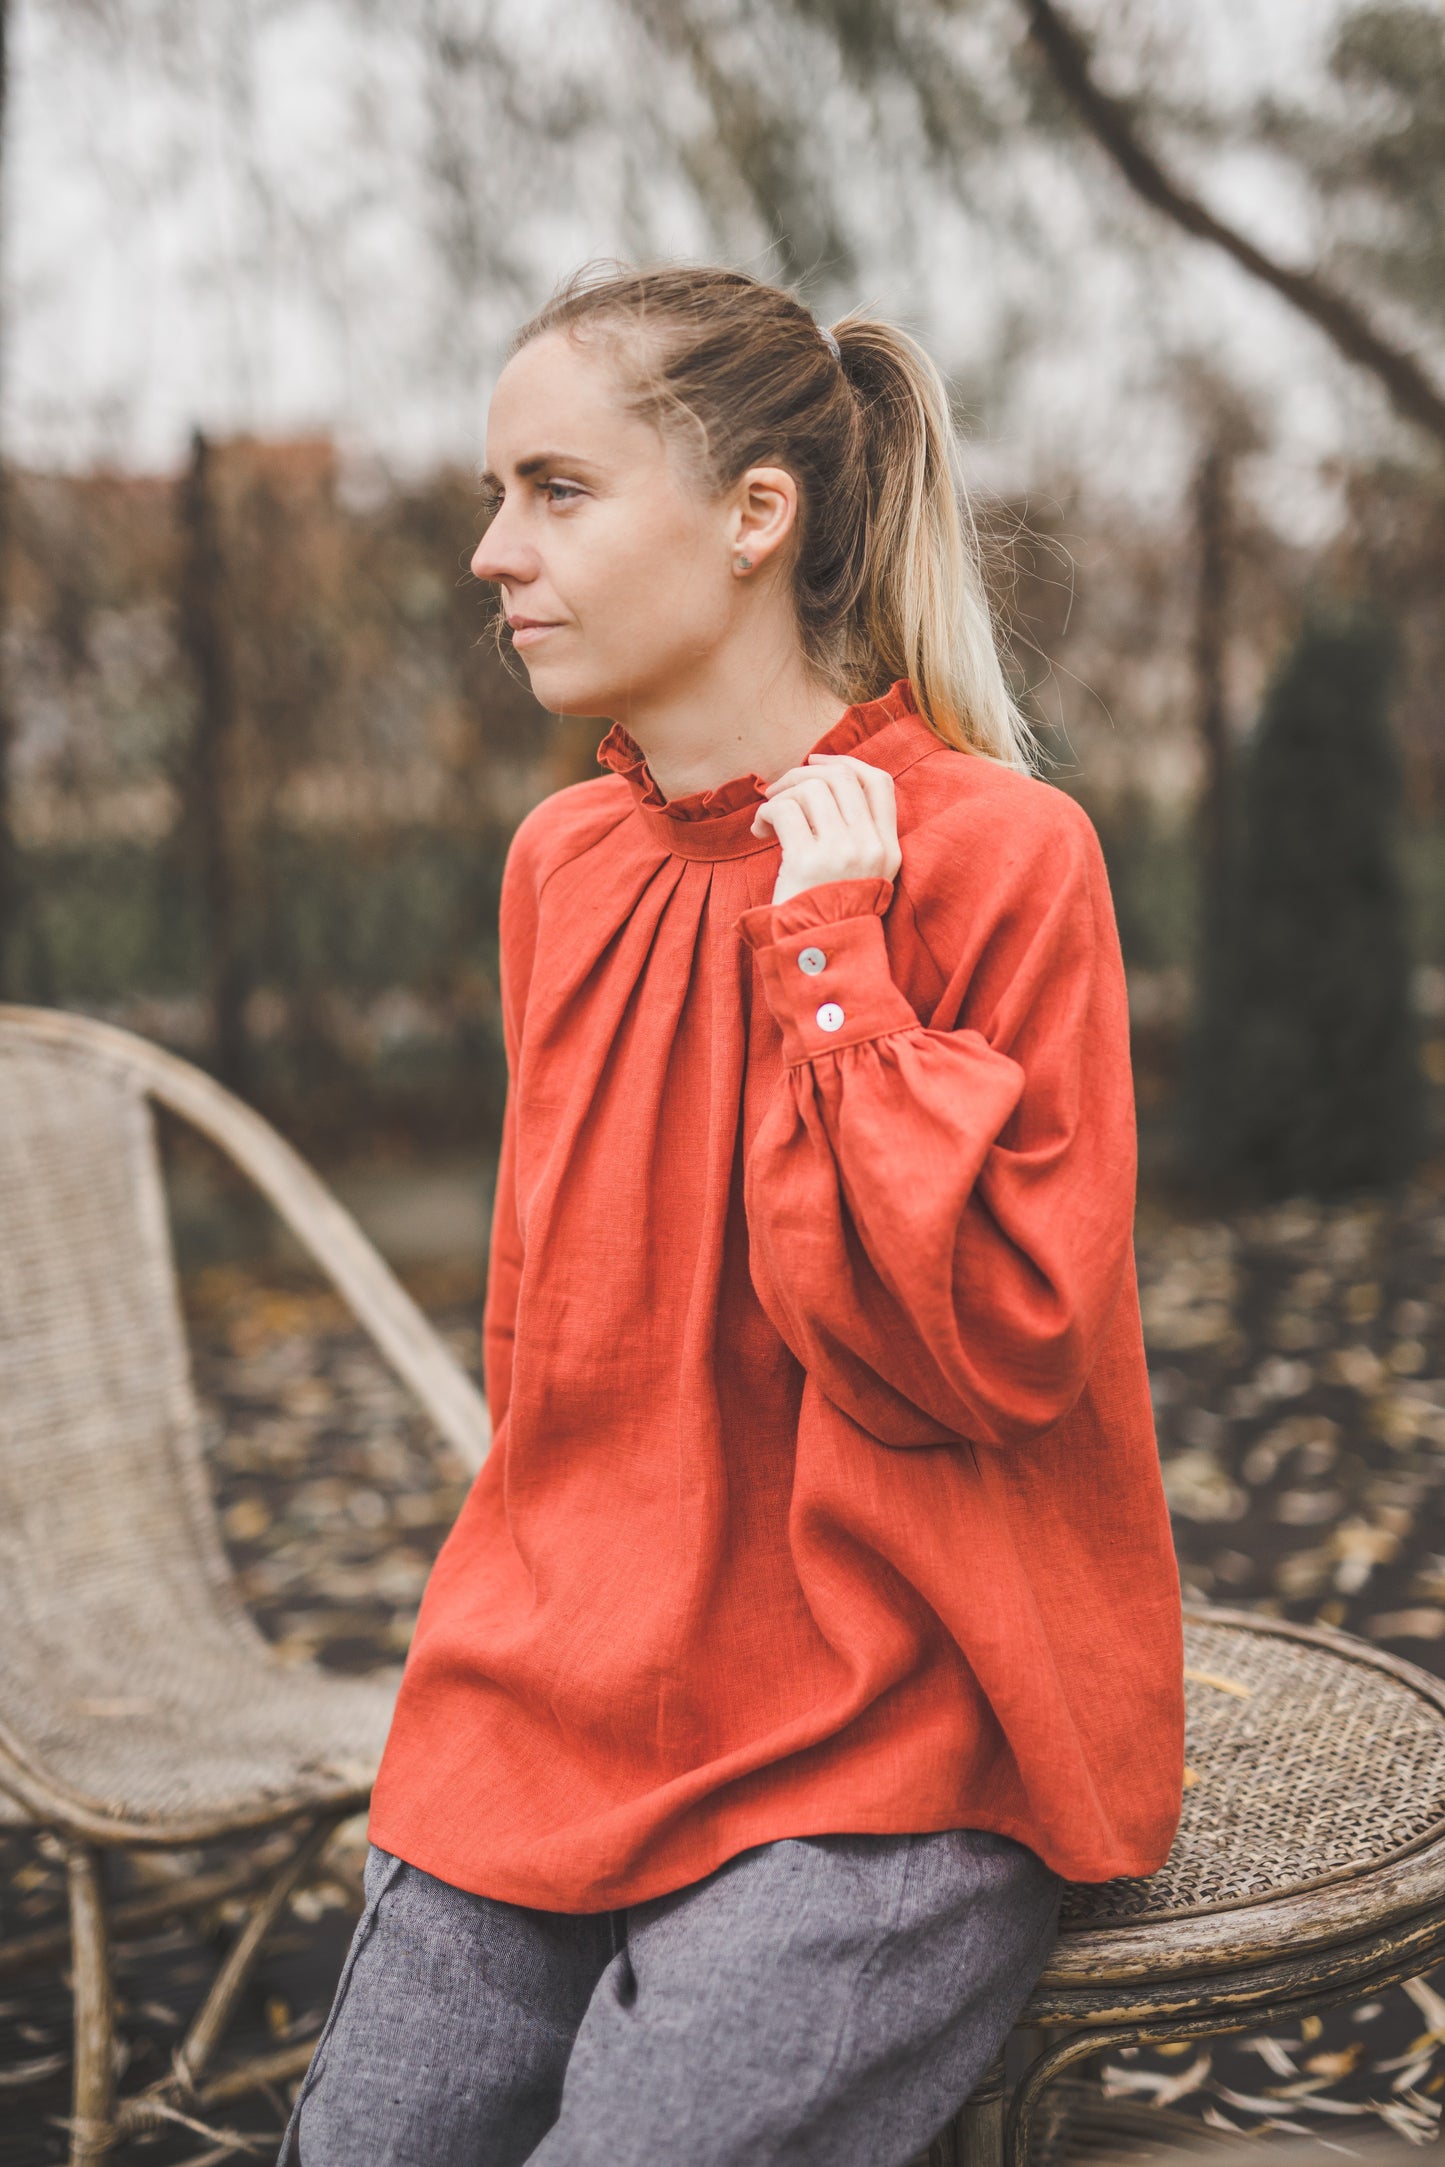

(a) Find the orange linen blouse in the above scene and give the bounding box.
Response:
[369,679,1185,1910]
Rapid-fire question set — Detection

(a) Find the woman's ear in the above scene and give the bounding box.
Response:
[728,465,799,577]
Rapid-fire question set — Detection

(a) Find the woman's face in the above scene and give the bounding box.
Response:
[472,330,769,721]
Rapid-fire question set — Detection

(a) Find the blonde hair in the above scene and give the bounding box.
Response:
[512,263,1037,772]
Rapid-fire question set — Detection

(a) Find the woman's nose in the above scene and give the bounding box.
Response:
[471,513,535,587]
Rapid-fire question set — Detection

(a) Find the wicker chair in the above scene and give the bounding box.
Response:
[0,1004,491,2166]
[922,1608,1445,2165]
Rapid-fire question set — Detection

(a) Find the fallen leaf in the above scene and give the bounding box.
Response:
[1378,2097,1439,2141]
[1404,1977,1445,2042]
[1245,2036,1299,2077]
[1282,2093,1378,2118]
[1366,1609,1445,1642]
[1393,2057,1435,2095]
[1330,1344,1384,1390]
[1183,1667,1252,1698]
[1277,1487,1344,1526]
[0,2054,67,2088]
[1216,2086,1320,2116]
[1305,2045,1365,2079]
[1155,2052,1211,2106]
[1102,2054,1210,2106]
[1275,1548,1333,1599]
[1162,1450,1247,1523]
[223,1495,272,1543]
[1375,2035,1435,2070]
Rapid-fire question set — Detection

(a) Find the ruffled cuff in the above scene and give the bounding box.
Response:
[735,878,919,1065]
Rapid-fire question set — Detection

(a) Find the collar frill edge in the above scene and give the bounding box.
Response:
[594,679,919,824]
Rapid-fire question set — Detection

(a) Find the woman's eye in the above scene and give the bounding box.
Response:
[541,480,583,505]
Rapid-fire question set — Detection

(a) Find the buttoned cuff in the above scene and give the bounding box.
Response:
[735,878,920,1064]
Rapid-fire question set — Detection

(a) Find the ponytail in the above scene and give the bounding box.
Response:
[830,317,1035,770]
[514,264,1037,772]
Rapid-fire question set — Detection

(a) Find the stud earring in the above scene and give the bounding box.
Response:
[736,554,753,573]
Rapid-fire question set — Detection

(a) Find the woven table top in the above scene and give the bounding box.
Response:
[1061,1612,1445,1931]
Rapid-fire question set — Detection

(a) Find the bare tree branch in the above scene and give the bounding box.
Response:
[1022,0,1445,449]
[624,0,858,287]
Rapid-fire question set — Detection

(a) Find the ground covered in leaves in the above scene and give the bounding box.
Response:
[8,1187,1445,2161]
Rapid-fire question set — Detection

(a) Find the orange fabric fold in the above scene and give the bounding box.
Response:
[369,679,1185,1910]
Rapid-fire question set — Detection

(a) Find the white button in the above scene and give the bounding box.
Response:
[797,946,827,976]
[815,1002,846,1033]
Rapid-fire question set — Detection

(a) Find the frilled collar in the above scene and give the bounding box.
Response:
[595,679,934,862]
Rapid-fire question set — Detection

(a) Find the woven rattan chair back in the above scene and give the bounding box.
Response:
[0,1005,489,1841]
[0,1035,270,1780]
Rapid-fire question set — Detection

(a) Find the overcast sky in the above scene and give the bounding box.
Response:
[7,0,1419,540]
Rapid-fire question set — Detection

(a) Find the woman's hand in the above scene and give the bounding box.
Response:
[750,752,902,907]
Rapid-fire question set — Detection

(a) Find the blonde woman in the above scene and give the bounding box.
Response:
[281,264,1184,2167]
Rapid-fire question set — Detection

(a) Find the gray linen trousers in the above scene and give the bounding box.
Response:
[280,1824,1061,2167]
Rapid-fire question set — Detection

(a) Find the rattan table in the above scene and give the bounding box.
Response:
[917,1606,1445,2165]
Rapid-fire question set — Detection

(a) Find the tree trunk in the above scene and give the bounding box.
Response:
[177,429,251,1091]
[1192,439,1232,910]
[1181,431,1240,1185]
[0,0,19,998]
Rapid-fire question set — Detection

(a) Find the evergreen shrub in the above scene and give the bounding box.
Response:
[1187,606,1421,1197]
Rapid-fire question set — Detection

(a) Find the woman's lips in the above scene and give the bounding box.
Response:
[509,620,561,650]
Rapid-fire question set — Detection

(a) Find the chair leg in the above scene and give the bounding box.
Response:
[171,1813,339,2096]
[65,1842,116,2167]
[955,2049,1007,2167]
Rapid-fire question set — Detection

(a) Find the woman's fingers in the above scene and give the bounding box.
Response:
[751,751,902,905]
[806,754,898,842]
[751,763,900,902]
[761,753,880,803]
[797,756,901,880]
[751,792,816,847]
[763,756,895,839]
[752,775,857,854]
[764,762,874,833]
[773,772,854,840]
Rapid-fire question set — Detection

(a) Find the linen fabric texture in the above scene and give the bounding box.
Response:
[369,679,1185,1909]
[280,1829,1062,2167]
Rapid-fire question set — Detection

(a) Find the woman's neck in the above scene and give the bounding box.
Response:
[613,640,847,805]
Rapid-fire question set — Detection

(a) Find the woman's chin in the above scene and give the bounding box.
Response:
[516,657,616,721]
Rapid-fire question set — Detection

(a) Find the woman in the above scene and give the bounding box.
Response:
[282,263,1184,2167]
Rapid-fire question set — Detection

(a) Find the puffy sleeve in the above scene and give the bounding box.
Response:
[735,799,1136,1451]
[481,813,544,1435]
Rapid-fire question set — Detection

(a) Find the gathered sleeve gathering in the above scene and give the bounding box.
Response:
[735,810,1137,1452]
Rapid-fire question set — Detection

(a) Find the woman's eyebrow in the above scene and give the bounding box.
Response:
[481,452,604,489]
